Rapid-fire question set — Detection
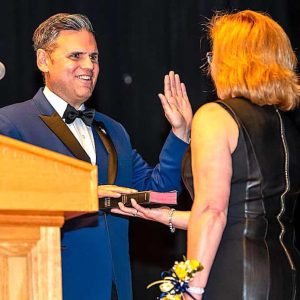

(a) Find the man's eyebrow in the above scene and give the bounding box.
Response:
[68,51,84,55]
[69,51,99,55]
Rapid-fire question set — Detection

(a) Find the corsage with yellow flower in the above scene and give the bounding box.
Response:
[147,257,203,299]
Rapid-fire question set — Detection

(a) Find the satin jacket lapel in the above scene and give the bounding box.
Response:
[93,120,118,184]
[31,89,91,163]
[40,111,91,163]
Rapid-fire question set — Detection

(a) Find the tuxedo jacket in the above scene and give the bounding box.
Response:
[0,88,188,300]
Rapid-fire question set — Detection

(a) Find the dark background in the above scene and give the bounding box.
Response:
[0,1,299,299]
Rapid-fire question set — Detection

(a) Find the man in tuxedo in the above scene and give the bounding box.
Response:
[0,13,192,299]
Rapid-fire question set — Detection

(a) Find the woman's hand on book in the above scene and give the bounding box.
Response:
[111,199,171,225]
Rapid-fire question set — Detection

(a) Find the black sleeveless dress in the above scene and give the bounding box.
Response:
[182,98,300,299]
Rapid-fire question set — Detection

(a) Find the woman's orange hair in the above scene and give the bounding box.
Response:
[209,10,300,111]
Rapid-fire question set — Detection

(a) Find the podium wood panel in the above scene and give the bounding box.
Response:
[0,134,98,212]
[0,135,98,300]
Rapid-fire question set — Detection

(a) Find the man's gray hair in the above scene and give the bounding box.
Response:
[33,13,95,52]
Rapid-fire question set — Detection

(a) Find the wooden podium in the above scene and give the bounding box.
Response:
[0,135,98,300]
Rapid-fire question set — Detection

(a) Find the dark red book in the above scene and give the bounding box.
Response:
[99,190,177,210]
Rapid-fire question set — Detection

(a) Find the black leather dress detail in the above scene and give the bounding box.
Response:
[182,98,300,299]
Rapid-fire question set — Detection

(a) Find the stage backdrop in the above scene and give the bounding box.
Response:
[0,0,299,299]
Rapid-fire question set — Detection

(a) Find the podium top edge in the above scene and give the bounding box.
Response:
[0,134,96,171]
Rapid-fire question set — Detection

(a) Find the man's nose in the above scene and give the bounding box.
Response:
[81,56,94,69]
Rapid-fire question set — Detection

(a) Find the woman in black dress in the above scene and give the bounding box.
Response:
[113,10,300,299]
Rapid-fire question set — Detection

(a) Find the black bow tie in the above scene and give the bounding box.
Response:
[63,104,95,126]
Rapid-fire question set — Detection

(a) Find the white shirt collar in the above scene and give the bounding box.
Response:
[43,86,85,117]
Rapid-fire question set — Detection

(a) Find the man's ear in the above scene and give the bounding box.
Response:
[36,49,50,73]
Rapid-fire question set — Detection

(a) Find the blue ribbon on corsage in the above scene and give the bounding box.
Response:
[147,258,203,300]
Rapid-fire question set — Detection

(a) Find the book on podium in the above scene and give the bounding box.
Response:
[99,190,177,210]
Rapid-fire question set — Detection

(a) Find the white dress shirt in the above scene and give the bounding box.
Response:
[43,87,96,165]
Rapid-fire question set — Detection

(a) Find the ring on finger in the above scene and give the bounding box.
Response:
[132,209,139,217]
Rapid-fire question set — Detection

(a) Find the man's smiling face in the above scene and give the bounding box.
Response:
[42,29,99,108]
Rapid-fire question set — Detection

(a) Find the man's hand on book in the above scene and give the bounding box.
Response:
[111,199,171,225]
[98,185,137,198]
